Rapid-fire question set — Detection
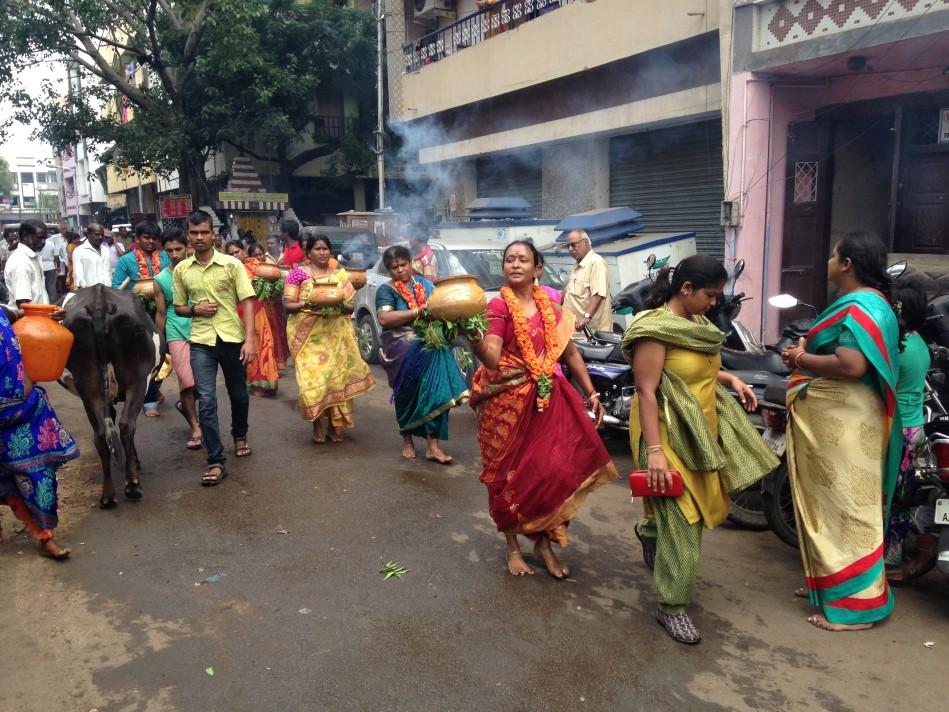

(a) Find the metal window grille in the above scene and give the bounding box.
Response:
[793,161,818,204]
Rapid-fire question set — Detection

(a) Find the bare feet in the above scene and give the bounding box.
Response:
[40,538,71,560]
[312,421,326,444]
[534,537,570,579]
[794,587,808,598]
[401,436,416,460]
[807,614,873,632]
[425,447,453,464]
[506,550,535,576]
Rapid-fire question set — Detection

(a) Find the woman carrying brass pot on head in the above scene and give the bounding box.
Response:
[376,245,469,463]
[283,234,374,443]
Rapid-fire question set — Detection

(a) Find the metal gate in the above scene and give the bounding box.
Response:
[610,119,724,259]
[476,149,543,215]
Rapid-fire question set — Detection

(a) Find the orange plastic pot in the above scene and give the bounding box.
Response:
[12,304,75,382]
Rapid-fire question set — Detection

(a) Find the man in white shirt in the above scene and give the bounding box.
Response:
[72,223,112,289]
[563,229,613,334]
[39,229,66,301]
[5,220,50,307]
[103,228,126,271]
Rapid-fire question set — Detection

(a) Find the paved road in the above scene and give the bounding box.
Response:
[2,367,947,711]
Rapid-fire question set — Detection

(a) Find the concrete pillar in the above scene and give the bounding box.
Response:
[541,137,605,219]
[354,178,367,212]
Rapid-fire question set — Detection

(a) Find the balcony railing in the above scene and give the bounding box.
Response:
[402,0,575,73]
[313,115,356,139]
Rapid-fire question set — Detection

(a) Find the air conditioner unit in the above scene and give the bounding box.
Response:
[414,0,454,22]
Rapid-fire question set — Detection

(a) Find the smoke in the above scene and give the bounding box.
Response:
[384,116,462,225]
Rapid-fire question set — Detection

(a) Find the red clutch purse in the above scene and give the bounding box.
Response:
[629,470,684,498]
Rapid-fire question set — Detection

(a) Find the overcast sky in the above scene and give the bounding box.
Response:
[1,60,69,166]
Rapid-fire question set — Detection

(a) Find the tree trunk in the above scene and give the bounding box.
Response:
[177,154,212,209]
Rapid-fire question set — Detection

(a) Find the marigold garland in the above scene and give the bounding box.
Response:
[501,285,558,411]
[135,248,161,280]
[393,279,427,310]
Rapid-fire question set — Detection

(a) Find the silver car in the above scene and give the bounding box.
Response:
[354,239,564,385]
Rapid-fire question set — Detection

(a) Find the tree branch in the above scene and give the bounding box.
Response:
[287,141,342,172]
[76,30,145,56]
[181,0,210,68]
[99,0,143,32]
[68,50,158,112]
[223,140,278,164]
[155,0,183,31]
[146,0,177,99]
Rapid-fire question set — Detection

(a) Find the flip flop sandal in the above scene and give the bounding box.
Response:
[655,610,701,645]
[234,440,252,457]
[635,524,657,571]
[201,465,227,487]
[186,436,203,450]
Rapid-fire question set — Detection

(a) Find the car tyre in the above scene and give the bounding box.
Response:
[357,311,381,364]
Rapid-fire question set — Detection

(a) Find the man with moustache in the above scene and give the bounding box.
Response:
[5,220,50,308]
[112,221,169,290]
[562,228,612,335]
[173,210,257,486]
[71,222,112,289]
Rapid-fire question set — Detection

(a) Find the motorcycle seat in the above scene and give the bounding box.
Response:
[720,347,790,376]
[574,341,616,362]
[593,331,622,344]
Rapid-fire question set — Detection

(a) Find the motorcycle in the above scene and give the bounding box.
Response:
[571,256,778,530]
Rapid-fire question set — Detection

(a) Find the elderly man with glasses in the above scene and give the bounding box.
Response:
[563,229,612,334]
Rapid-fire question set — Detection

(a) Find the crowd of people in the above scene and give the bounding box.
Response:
[0,215,930,646]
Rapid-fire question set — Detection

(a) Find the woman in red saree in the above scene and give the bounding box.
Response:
[470,240,617,578]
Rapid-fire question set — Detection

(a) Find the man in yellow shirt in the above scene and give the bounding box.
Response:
[562,229,612,334]
[173,210,257,486]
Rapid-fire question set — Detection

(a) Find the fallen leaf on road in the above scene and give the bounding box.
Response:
[205,667,215,676]
[380,560,409,580]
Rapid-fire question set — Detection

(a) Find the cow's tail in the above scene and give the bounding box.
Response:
[92,286,124,468]
[91,286,110,410]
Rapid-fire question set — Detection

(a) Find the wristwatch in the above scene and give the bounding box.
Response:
[583,311,592,319]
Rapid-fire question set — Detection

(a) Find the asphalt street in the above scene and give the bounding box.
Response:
[1,365,946,711]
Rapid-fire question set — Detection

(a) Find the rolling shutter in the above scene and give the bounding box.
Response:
[610,119,725,259]
[476,149,543,215]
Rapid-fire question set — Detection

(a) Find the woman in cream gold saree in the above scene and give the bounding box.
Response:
[781,231,901,632]
[283,235,374,443]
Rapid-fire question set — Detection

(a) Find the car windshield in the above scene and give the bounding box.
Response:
[439,248,564,291]
[303,230,378,270]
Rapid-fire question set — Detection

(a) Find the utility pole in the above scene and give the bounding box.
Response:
[374,0,386,211]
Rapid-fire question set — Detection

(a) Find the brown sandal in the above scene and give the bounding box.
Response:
[234,439,252,457]
[201,464,227,486]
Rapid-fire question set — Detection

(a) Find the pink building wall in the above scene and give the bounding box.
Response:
[727,67,949,342]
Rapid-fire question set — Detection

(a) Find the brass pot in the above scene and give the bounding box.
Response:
[133,278,156,299]
[428,274,486,321]
[307,282,345,307]
[255,263,282,282]
[347,269,368,290]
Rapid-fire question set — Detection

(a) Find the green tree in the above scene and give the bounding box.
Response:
[0,0,375,206]
[0,156,13,198]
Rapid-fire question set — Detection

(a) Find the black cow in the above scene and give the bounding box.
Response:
[61,285,164,508]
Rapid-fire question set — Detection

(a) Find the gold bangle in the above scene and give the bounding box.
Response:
[646,445,664,453]
[795,351,806,368]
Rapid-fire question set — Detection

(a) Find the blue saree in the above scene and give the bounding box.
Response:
[0,309,79,531]
[376,279,469,439]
